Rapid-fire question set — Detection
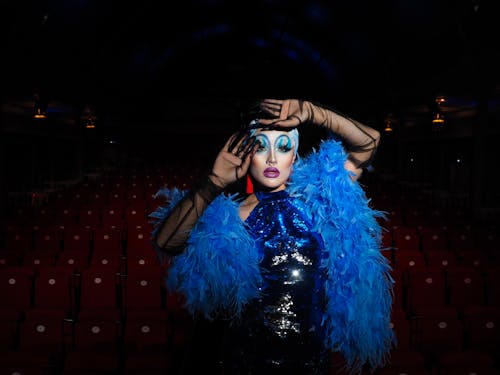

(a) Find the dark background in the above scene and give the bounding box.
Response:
[1,4,499,374]
[2,0,500,217]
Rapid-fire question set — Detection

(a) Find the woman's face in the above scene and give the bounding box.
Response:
[249,130,296,192]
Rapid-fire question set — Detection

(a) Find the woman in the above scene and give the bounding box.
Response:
[150,99,394,374]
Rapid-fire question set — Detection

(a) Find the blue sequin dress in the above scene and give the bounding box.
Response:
[222,189,330,374]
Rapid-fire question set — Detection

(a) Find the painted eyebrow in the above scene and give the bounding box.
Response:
[256,134,269,140]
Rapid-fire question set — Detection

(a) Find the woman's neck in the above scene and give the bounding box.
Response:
[252,183,287,193]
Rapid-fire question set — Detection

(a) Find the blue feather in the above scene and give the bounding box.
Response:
[289,136,394,372]
[148,187,188,236]
[148,187,188,262]
[165,194,262,321]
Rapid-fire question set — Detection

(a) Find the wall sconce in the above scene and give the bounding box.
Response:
[33,91,47,119]
[81,105,97,129]
[432,95,446,128]
[432,112,445,124]
[84,116,96,129]
[33,107,47,119]
[383,113,397,133]
[384,119,394,133]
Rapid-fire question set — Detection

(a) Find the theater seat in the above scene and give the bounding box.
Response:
[0,308,21,351]
[0,266,34,312]
[123,309,170,354]
[62,350,120,375]
[412,306,463,361]
[33,266,76,316]
[446,266,486,309]
[462,306,500,357]
[376,350,429,375]
[19,309,69,361]
[122,269,165,311]
[436,350,497,375]
[406,267,447,312]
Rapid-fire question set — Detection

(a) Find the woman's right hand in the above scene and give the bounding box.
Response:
[258,99,312,128]
[209,132,258,188]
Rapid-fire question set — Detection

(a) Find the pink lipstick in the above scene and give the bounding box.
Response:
[263,167,280,178]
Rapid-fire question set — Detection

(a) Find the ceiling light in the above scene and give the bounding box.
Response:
[435,96,446,105]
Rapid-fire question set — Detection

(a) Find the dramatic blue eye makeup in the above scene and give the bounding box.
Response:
[275,135,293,153]
[255,133,293,154]
[255,135,270,153]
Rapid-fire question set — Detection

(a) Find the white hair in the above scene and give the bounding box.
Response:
[288,128,300,156]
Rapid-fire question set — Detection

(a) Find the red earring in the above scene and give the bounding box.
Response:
[246,174,254,194]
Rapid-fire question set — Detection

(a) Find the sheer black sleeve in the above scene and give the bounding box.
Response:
[309,101,380,170]
[152,175,223,255]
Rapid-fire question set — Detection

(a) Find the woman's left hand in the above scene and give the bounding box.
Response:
[258,99,311,128]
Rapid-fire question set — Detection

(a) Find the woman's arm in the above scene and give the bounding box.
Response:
[152,132,257,254]
[153,176,223,254]
[259,99,380,180]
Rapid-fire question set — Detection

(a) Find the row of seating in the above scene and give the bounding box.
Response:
[0,264,171,315]
[0,300,191,375]
[6,173,196,216]
[6,259,499,319]
[391,265,500,312]
[3,223,153,252]
[373,201,476,227]
[383,224,498,253]
[1,289,499,375]
[3,222,496,263]
[1,224,159,274]
[5,204,154,229]
[388,247,498,272]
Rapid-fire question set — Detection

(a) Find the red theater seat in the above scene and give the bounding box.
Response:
[92,227,123,256]
[412,306,464,360]
[19,309,68,358]
[77,208,101,229]
[393,250,426,271]
[407,267,447,312]
[419,226,448,253]
[63,350,120,374]
[122,269,164,311]
[446,266,486,309]
[462,306,500,356]
[71,311,121,352]
[0,308,21,350]
[393,227,421,253]
[61,226,92,253]
[33,266,76,315]
[56,250,90,273]
[0,266,34,312]
[123,309,170,354]
[436,350,497,375]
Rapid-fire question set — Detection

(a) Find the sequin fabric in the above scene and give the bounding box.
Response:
[223,189,329,374]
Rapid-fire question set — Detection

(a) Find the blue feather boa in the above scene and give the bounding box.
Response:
[166,193,262,320]
[289,137,394,372]
[150,137,394,372]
